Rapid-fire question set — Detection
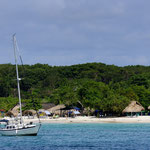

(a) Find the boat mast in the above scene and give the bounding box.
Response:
[12,34,23,124]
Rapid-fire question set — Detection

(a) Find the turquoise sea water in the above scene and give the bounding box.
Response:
[0,123,150,150]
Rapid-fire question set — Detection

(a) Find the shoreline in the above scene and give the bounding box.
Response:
[4,116,150,124]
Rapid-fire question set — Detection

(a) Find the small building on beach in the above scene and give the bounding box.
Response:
[122,101,145,116]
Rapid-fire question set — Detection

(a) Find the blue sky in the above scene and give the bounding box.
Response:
[1,0,150,66]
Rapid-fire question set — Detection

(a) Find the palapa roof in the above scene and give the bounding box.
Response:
[6,104,20,117]
[6,103,25,117]
[6,111,15,117]
[122,101,145,113]
[42,103,55,110]
[23,109,36,115]
[47,104,66,113]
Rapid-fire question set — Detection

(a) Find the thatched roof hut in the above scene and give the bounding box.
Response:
[6,111,15,117]
[6,104,20,117]
[6,103,26,117]
[47,104,66,114]
[42,103,55,110]
[23,110,36,116]
[122,101,145,113]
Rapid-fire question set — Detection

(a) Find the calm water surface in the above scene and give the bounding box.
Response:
[0,123,150,150]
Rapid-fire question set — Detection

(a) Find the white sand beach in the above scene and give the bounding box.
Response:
[7,116,150,124]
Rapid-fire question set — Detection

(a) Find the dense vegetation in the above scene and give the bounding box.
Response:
[0,62,150,115]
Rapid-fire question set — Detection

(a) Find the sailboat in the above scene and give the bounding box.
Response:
[0,34,41,136]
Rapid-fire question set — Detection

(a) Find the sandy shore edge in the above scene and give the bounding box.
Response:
[4,116,150,124]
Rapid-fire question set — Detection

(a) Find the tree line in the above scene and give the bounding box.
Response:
[0,62,150,115]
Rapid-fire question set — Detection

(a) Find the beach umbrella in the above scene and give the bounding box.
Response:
[38,109,45,113]
[73,111,80,115]
[44,110,51,115]
[73,107,80,110]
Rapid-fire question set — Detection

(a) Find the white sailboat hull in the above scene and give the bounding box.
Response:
[0,124,41,136]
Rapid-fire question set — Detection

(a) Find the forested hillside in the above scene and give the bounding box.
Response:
[0,62,150,115]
